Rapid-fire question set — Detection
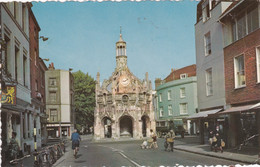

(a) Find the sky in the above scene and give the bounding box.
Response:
[32,0,199,88]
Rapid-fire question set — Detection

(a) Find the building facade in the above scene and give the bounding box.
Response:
[45,63,75,139]
[28,6,48,148]
[94,33,156,140]
[194,0,232,144]
[155,65,198,136]
[0,2,34,157]
[219,0,260,148]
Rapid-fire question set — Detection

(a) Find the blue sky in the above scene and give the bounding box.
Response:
[32,1,199,88]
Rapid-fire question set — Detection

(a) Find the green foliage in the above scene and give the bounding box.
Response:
[73,70,96,130]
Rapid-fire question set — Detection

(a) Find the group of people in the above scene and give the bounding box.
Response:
[141,129,176,152]
[208,126,224,153]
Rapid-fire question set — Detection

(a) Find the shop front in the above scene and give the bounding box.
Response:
[219,103,260,149]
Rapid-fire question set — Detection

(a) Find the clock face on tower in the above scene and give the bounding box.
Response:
[120,75,130,87]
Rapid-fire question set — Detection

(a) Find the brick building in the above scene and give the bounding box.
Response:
[219,0,260,148]
[29,7,48,148]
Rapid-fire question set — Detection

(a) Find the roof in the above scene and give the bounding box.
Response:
[164,64,196,83]
[218,0,253,21]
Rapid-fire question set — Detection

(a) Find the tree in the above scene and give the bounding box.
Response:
[73,70,96,131]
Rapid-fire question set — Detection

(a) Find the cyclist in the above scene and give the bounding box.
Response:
[71,129,81,158]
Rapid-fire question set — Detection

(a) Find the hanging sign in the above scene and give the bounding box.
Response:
[1,86,16,105]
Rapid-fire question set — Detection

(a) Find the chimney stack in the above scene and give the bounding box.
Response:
[48,62,55,70]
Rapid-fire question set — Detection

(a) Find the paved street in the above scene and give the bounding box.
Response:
[54,136,242,167]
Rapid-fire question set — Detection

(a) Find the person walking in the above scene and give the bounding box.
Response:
[149,129,158,149]
[214,126,224,153]
[71,129,81,158]
[166,130,175,152]
[9,132,20,160]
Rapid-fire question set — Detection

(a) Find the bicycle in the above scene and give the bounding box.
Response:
[9,154,30,167]
[238,134,259,151]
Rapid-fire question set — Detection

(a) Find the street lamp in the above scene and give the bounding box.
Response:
[39,36,49,41]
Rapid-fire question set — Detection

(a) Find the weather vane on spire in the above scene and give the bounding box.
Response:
[120,26,122,35]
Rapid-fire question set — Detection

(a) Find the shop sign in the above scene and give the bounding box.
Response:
[217,118,225,122]
[1,86,16,105]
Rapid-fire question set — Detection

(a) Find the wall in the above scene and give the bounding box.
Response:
[224,29,260,105]
[156,77,198,119]
[195,2,231,111]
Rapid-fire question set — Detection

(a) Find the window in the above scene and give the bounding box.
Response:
[15,46,19,81]
[49,78,57,86]
[4,36,10,75]
[50,109,58,122]
[180,88,186,98]
[202,0,211,22]
[22,4,26,31]
[247,5,259,34]
[180,73,187,79]
[34,49,37,66]
[159,93,162,102]
[167,90,171,100]
[159,107,164,117]
[168,105,173,116]
[204,32,211,56]
[27,113,30,138]
[231,5,259,42]
[231,21,237,42]
[206,68,213,96]
[23,55,27,86]
[50,92,57,102]
[14,2,18,20]
[180,103,188,115]
[256,47,260,83]
[35,80,38,92]
[234,55,245,88]
[237,13,246,40]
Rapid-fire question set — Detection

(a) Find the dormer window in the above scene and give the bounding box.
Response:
[180,74,187,79]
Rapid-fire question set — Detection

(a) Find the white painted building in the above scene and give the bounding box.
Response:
[45,63,75,139]
[0,2,37,155]
[194,0,232,143]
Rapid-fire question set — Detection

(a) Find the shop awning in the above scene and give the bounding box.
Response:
[186,109,222,119]
[249,102,260,110]
[219,104,255,115]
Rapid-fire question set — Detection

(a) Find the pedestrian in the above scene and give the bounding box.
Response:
[9,132,20,160]
[140,139,148,149]
[212,126,224,153]
[166,130,175,152]
[208,129,214,149]
[71,129,81,158]
[149,129,158,149]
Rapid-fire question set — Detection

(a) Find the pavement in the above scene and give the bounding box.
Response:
[172,135,260,165]
[8,134,259,166]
